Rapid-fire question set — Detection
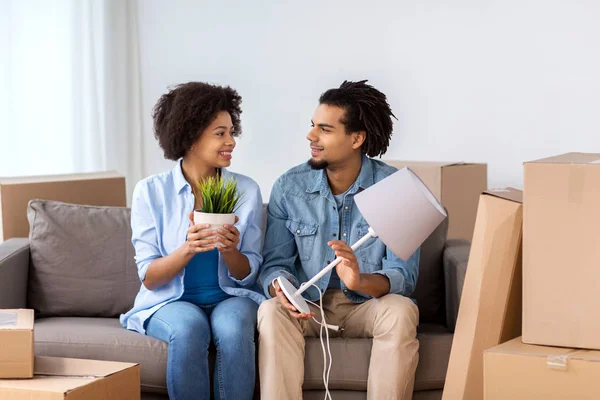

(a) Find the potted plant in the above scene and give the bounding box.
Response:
[193,175,243,247]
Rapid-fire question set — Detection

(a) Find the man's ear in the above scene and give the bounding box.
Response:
[352,131,366,150]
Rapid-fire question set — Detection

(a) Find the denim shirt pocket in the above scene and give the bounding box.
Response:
[356,220,385,264]
[285,220,318,261]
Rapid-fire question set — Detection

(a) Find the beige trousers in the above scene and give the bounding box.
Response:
[257,289,419,400]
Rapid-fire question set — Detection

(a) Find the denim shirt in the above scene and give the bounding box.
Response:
[259,155,420,303]
[120,161,266,334]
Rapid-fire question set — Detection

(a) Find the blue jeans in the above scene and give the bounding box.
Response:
[145,297,258,400]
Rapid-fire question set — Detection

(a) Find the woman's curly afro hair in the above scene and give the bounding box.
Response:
[152,82,242,160]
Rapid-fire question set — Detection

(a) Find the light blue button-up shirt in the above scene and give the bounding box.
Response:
[259,155,420,303]
[120,160,266,334]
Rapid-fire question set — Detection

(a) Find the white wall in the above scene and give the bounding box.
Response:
[136,0,600,200]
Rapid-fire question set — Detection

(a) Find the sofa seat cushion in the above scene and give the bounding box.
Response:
[34,318,451,393]
[303,323,452,392]
[34,317,167,393]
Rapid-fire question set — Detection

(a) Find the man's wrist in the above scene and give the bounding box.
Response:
[346,273,364,292]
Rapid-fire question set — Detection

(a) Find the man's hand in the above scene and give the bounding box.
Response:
[329,240,361,291]
[272,279,314,320]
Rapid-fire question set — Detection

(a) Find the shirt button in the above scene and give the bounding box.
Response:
[343,233,347,237]
[296,229,301,234]
[332,233,337,237]
[344,289,349,293]
[344,206,349,210]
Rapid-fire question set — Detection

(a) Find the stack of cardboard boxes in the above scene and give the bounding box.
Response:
[443,152,600,399]
[0,172,140,399]
[483,153,600,399]
[0,309,140,399]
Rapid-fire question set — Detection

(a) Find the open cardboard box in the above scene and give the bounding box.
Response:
[0,356,140,399]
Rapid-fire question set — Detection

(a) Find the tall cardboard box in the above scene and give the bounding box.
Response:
[523,153,600,350]
[0,171,126,241]
[0,309,34,378]
[484,338,600,399]
[0,356,140,399]
[383,161,487,241]
[442,188,523,400]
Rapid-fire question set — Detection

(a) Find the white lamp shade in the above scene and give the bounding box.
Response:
[354,167,447,260]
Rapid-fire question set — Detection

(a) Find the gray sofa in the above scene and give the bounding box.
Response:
[0,200,470,400]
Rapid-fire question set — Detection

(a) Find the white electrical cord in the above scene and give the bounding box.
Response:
[306,284,338,400]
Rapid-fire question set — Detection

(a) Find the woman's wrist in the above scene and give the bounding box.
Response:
[221,249,250,280]
[221,247,242,263]
[176,242,195,261]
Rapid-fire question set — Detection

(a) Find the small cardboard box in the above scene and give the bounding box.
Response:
[383,161,487,241]
[0,309,34,378]
[442,189,523,400]
[0,356,140,399]
[0,171,126,241]
[484,338,600,399]
[523,153,600,350]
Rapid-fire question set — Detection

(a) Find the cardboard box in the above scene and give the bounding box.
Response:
[523,153,600,350]
[383,161,487,241]
[442,188,523,400]
[0,171,126,241]
[0,356,140,399]
[0,309,34,378]
[484,337,600,399]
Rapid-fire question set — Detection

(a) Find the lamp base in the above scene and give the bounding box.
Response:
[277,277,312,314]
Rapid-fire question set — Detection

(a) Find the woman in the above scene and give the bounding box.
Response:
[120,82,265,400]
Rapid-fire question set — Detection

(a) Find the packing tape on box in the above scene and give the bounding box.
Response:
[546,354,569,371]
[0,312,18,327]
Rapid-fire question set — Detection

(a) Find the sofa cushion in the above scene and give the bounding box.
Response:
[27,200,140,317]
[34,317,167,393]
[412,216,449,324]
[34,318,451,394]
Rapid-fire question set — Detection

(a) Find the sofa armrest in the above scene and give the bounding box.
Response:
[443,238,471,332]
[0,238,30,309]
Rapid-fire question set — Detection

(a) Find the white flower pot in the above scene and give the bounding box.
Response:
[193,211,236,248]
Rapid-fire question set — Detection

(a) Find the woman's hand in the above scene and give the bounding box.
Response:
[215,215,251,280]
[181,211,218,255]
[215,216,240,253]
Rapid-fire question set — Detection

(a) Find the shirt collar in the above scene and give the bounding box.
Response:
[173,159,232,195]
[173,159,190,194]
[306,154,374,196]
[355,154,374,191]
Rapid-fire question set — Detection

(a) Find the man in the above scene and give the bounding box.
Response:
[258,80,420,400]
